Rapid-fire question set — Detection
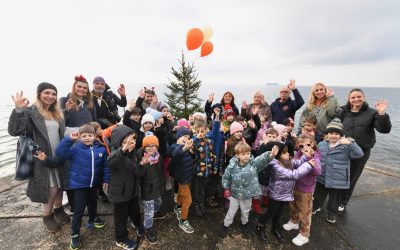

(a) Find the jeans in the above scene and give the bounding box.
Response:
[71,187,98,235]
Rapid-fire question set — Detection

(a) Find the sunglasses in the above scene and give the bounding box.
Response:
[299,144,312,149]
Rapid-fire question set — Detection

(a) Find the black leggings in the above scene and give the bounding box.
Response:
[258,198,287,229]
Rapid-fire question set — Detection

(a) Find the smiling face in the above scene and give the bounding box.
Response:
[313,84,327,100]
[39,89,57,107]
[144,93,154,104]
[144,144,158,156]
[223,92,233,104]
[237,151,251,165]
[74,82,89,98]
[327,132,341,144]
[253,93,263,105]
[348,90,365,109]
[93,81,105,94]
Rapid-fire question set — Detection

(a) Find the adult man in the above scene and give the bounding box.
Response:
[270,79,304,124]
[135,87,165,115]
[92,76,127,129]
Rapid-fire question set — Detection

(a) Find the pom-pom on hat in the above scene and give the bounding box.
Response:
[177,118,190,129]
[141,114,155,125]
[224,104,235,118]
[75,75,88,83]
[176,126,192,139]
[271,121,286,136]
[230,121,244,135]
[37,82,58,96]
[326,118,344,136]
[142,131,159,148]
[146,107,163,121]
[93,76,106,84]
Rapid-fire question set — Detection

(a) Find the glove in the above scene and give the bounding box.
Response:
[224,189,231,199]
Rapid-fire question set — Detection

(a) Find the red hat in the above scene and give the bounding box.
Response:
[224,104,235,118]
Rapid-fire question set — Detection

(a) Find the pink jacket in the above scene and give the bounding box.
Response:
[294,150,322,193]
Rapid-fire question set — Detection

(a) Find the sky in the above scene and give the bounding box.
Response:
[1,0,399,99]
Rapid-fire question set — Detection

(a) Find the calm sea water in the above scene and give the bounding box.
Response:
[1,84,399,177]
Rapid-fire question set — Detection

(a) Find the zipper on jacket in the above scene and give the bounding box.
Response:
[90,146,94,187]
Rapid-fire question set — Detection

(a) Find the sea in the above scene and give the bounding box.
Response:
[1,84,399,178]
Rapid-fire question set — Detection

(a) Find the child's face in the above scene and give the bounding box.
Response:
[303,122,315,132]
[279,151,290,161]
[226,115,234,122]
[144,144,158,155]
[328,132,341,144]
[281,128,289,139]
[233,130,243,140]
[95,128,102,137]
[298,139,314,154]
[79,133,95,145]
[161,108,169,117]
[143,122,153,132]
[237,151,251,164]
[196,127,207,138]
[239,121,247,128]
[263,133,277,143]
[130,114,141,123]
[177,135,190,145]
[285,124,294,132]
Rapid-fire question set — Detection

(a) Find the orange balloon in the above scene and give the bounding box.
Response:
[200,41,213,57]
[186,28,204,51]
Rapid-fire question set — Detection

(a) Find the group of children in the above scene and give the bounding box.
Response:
[36,99,363,249]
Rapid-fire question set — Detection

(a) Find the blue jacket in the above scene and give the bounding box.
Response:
[317,140,363,189]
[60,94,96,127]
[169,144,195,184]
[56,136,110,189]
[207,120,226,171]
[271,88,304,124]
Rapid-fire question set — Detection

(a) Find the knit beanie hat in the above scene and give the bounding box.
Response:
[230,121,244,135]
[75,74,88,83]
[146,107,163,121]
[192,112,207,121]
[271,121,286,136]
[223,104,235,118]
[93,76,106,84]
[177,118,190,129]
[142,131,159,148]
[265,141,286,159]
[176,126,192,139]
[326,118,344,136]
[141,114,155,125]
[37,82,57,96]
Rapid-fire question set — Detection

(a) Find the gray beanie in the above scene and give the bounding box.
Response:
[326,118,344,136]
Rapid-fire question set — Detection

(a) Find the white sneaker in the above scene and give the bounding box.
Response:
[283,220,299,231]
[292,233,309,246]
[338,205,345,212]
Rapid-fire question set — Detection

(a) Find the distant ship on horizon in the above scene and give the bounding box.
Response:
[265,82,278,85]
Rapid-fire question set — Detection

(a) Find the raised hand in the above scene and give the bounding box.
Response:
[339,136,352,145]
[208,93,215,103]
[127,99,136,112]
[121,134,136,152]
[140,154,151,165]
[303,147,315,158]
[375,98,388,115]
[65,98,75,111]
[12,91,29,109]
[248,119,256,129]
[326,88,335,97]
[242,100,248,110]
[184,139,194,150]
[69,131,79,141]
[288,79,296,90]
[118,84,126,96]
[270,145,279,159]
[138,89,145,99]
[33,151,47,161]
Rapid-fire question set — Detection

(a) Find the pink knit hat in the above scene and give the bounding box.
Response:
[177,118,190,129]
[230,121,244,135]
[271,121,286,136]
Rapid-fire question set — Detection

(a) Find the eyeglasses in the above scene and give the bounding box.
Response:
[298,144,312,149]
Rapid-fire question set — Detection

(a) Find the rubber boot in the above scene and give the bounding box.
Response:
[54,206,70,225]
[43,213,61,232]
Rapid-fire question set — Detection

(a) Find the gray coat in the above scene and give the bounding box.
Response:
[317,140,364,189]
[8,106,65,203]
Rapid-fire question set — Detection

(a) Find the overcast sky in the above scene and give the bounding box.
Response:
[1,0,399,98]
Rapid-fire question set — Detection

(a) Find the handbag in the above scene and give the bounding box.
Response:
[15,135,38,181]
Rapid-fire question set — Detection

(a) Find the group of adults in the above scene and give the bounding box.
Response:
[8,76,391,232]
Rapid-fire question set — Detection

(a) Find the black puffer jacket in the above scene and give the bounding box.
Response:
[337,102,391,151]
[107,125,140,203]
[169,144,195,184]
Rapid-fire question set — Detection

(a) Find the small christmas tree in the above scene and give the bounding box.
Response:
[165,51,202,119]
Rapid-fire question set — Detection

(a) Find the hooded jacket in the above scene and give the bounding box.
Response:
[270,88,304,124]
[60,93,96,127]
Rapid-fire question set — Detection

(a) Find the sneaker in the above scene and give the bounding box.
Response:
[283,220,299,231]
[272,228,286,243]
[174,206,182,220]
[70,234,81,250]
[292,233,309,246]
[326,213,336,224]
[116,239,137,250]
[338,205,345,212]
[255,224,268,242]
[312,207,321,215]
[207,196,219,208]
[179,219,194,234]
[87,217,106,229]
[144,227,158,245]
[130,222,144,237]
[153,211,167,220]
[239,223,251,238]
[221,226,230,238]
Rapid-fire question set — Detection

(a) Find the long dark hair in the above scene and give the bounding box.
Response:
[346,88,365,107]
[220,91,236,107]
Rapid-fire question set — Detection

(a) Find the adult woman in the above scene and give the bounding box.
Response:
[337,88,391,210]
[298,83,338,136]
[241,90,272,123]
[60,75,96,128]
[8,82,70,232]
[204,91,239,121]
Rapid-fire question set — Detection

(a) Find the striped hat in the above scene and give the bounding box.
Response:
[326,118,344,136]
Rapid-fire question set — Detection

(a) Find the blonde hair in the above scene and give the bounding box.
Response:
[234,141,251,155]
[306,82,329,111]
[33,97,64,122]
[253,90,266,105]
[70,81,94,111]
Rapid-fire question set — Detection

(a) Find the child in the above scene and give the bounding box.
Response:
[236,115,259,147]
[221,104,236,133]
[313,119,363,224]
[191,120,217,216]
[225,121,245,165]
[283,134,322,246]
[169,126,195,233]
[272,121,295,156]
[255,141,316,244]
[222,142,278,238]
[300,116,322,143]
[107,125,142,250]
[123,106,142,133]
[136,132,164,245]
[135,113,155,149]
[55,125,109,250]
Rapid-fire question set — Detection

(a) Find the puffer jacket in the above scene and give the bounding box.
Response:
[294,151,322,193]
[267,157,313,201]
[56,136,110,189]
[222,152,273,200]
[169,144,195,184]
[60,94,96,127]
[317,140,364,189]
[107,125,140,203]
[337,102,391,151]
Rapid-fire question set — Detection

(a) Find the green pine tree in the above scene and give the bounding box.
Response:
[165,51,202,119]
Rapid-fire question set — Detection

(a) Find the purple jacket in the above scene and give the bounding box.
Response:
[294,151,322,193]
[268,157,313,201]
